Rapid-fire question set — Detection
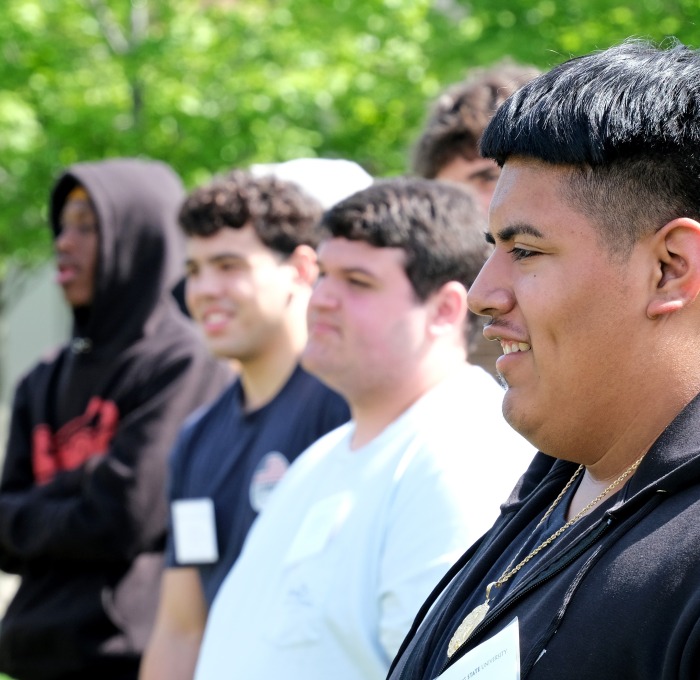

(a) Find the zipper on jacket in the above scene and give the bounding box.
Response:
[520,492,664,676]
[440,487,666,677]
[438,515,614,674]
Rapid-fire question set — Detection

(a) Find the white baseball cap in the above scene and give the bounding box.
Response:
[250,158,373,209]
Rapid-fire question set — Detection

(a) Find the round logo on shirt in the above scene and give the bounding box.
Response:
[249,451,290,513]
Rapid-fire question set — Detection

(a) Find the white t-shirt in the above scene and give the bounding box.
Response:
[194,365,534,680]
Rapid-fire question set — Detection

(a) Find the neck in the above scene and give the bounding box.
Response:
[349,357,466,450]
[565,456,643,522]
[560,365,700,481]
[564,386,694,521]
[239,319,307,413]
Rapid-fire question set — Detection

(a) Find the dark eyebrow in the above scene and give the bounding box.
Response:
[338,267,377,280]
[468,166,500,181]
[495,223,545,243]
[185,252,246,268]
[317,260,378,280]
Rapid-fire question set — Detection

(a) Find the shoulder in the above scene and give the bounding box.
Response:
[275,367,350,425]
[268,422,354,487]
[127,316,227,392]
[414,365,534,458]
[287,367,347,406]
[170,381,240,462]
[136,305,214,367]
[11,347,68,402]
[18,346,68,382]
[385,369,535,502]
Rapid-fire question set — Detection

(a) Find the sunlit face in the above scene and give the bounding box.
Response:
[436,156,501,215]
[54,189,99,308]
[302,238,430,404]
[468,159,652,460]
[185,225,297,361]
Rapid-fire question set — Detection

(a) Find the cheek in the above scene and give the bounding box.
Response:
[184,286,196,313]
[341,305,381,353]
[85,236,99,270]
[363,311,418,362]
[226,275,263,307]
[529,276,626,385]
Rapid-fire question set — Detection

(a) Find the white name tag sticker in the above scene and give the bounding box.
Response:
[435,617,520,680]
[283,492,352,566]
[172,498,219,564]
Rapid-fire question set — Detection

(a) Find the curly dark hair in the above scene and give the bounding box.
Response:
[179,170,324,253]
[320,178,489,300]
[412,61,540,179]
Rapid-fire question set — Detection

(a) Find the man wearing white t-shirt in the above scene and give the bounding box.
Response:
[194,178,535,680]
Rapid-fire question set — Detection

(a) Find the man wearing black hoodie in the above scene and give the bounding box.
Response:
[0,158,230,680]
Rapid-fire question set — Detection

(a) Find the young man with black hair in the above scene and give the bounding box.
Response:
[193,178,533,680]
[140,170,352,680]
[0,158,230,680]
[388,39,700,680]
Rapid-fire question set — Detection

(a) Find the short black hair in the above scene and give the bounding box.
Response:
[412,62,540,178]
[179,170,324,253]
[320,178,489,301]
[481,39,700,255]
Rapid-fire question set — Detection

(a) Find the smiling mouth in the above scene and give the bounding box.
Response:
[500,341,531,355]
[202,311,230,324]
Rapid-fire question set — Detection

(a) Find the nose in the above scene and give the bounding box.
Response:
[55,228,75,253]
[186,267,223,302]
[467,250,514,319]
[309,275,340,311]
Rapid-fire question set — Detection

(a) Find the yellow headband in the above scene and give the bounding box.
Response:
[67,186,89,201]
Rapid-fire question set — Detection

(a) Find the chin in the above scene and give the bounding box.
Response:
[63,290,92,308]
[302,359,341,392]
[300,347,327,376]
[209,342,240,361]
[502,392,528,433]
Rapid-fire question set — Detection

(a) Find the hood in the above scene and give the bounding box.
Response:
[50,158,186,352]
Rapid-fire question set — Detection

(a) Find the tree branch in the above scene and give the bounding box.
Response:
[83,0,130,55]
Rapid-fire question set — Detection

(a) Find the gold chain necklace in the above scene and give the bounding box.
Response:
[446,455,644,658]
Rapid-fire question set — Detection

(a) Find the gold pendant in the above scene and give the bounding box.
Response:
[447,601,490,658]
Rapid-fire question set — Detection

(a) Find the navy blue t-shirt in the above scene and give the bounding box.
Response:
[165,365,350,605]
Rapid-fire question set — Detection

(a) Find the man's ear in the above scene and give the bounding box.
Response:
[647,218,700,319]
[428,281,469,337]
[288,245,318,287]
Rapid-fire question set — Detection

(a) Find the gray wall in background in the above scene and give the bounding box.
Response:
[0,262,70,452]
[0,261,70,611]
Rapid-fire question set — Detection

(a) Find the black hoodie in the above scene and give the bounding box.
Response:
[0,158,230,680]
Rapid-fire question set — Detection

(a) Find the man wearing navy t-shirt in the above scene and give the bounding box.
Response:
[139,164,370,680]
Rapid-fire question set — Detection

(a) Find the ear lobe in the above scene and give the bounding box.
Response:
[647,218,700,319]
[428,281,469,337]
[288,245,318,286]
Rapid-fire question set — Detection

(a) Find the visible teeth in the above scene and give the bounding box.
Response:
[501,341,531,355]
[204,312,227,324]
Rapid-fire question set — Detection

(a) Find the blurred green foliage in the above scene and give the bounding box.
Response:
[1,0,699,272]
